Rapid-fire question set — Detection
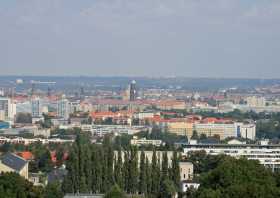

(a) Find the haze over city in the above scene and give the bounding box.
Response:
[1,0,280,78]
[2,1,280,198]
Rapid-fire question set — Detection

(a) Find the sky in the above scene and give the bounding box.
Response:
[0,0,280,78]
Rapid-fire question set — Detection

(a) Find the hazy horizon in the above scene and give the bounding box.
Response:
[1,0,280,78]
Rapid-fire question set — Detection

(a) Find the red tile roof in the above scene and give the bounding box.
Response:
[16,151,34,160]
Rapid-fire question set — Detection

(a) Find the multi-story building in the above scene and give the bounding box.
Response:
[0,97,15,121]
[193,122,256,140]
[182,141,280,171]
[92,125,149,137]
[31,97,42,118]
[0,153,29,179]
[57,97,70,120]
[167,121,193,137]
[246,96,266,107]
[130,136,163,147]
[179,162,193,181]
[194,123,236,140]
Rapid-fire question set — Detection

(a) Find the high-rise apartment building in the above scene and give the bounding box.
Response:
[31,97,42,118]
[57,97,70,120]
[0,97,15,121]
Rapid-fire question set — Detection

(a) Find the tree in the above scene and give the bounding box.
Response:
[91,145,103,193]
[103,136,114,191]
[104,185,126,198]
[38,150,53,172]
[195,157,280,198]
[151,149,160,195]
[161,151,169,181]
[145,157,152,194]
[0,172,43,198]
[44,182,63,198]
[62,144,79,193]
[191,130,199,140]
[139,150,147,194]
[123,151,130,192]
[171,151,180,191]
[15,113,32,123]
[159,179,177,198]
[114,147,124,189]
[128,146,139,194]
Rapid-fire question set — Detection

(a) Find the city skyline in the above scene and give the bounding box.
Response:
[1,0,280,78]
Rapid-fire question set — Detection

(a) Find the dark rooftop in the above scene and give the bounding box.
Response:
[1,153,27,172]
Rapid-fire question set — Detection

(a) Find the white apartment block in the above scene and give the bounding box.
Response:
[0,97,15,121]
[57,98,70,120]
[193,122,256,140]
[183,141,280,171]
[130,137,163,147]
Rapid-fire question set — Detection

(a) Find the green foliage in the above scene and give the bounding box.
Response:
[195,157,280,198]
[191,130,199,140]
[44,182,63,198]
[151,149,160,195]
[159,179,177,198]
[257,119,280,139]
[0,172,43,198]
[170,151,180,191]
[41,114,53,128]
[115,134,133,150]
[105,185,127,198]
[139,150,147,194]
[38,150,53,172]
[161,152,168,181]
[114,146,124,189]
[186,151,225,174]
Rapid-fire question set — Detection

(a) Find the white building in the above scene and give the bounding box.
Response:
[193,122,256,140]
[130,136,163,147]
[0,97,15,121]
[181,182,200,193]
[183,142,280,171]
[92,125,149,137]
[57,98,70,120]
[236,123,256,140]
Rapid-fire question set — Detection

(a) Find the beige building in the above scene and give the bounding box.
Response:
[246,96,266,107]
[167,122,193,137]
[179,162,193,181]
[194,123,236,140]
[0,153,29,179]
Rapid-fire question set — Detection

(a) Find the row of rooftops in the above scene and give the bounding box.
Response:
[90,110,251,124]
